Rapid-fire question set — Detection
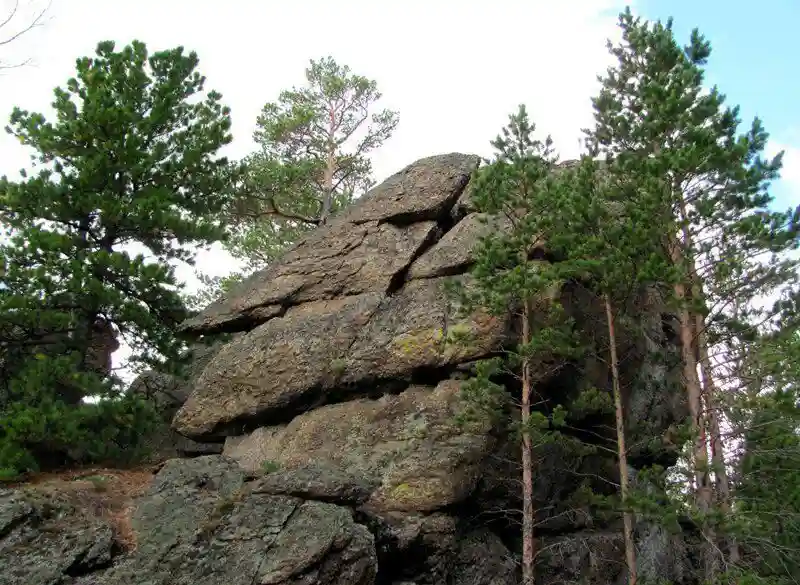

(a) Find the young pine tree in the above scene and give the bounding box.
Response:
[550,157,678,585]
[0,40,233,476]
[448,105,586,585]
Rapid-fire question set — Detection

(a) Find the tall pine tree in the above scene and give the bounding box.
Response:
[586,9,800,581]
[447,105,587,585]
[553,157,678,585]
[226,56,398,271]
[0,39,233,476]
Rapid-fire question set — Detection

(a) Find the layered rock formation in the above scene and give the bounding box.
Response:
[0,153,692,585]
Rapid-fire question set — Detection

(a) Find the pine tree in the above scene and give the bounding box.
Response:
[225,56,399,272]
[0,39,233,476]
[715,319,799,584]
[586,9,800,581]
[552,157,677,585]
[447,105,587,585]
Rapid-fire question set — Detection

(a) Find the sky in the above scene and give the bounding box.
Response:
[1,0,798,375]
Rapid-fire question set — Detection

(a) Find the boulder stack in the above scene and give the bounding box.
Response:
[0,154,693,585]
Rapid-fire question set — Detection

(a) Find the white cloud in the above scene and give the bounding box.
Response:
[0,0,634,377]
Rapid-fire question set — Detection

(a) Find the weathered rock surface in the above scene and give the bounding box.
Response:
[179,153,480,335]
[88,457,378,585]
[408,213,508,279]
[224,380,493,514]
[339,278,508,386]
[174,292,385,439]
[0,489,116,585]
[174,279,508,440]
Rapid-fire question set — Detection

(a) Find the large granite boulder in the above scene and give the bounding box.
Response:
[165,152,690,584]
[173,278,508,440]
[179,153,480,335]
[222,380,493,514]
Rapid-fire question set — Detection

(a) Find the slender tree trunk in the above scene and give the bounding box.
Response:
[520,301,536,585]
[673,192,718,581]
[320,105,336,224]
[604,294,638,585]
[693,309,740,566]
[671,267,710,500]
[674,282,720,582]
[672,196,713,501]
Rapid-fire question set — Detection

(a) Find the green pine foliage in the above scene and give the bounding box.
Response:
[0,40,234,478]
[587,8,798,336]
[585,8,800,584]
[223,56,399,273]
[446,106,617,582]
[720,325,800,585]
[447,104,586,431]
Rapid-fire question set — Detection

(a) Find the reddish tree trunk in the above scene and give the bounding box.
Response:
[320,104,336,224]
[521,301,536,585]
[604,294,638,585]
[694,310,740,565]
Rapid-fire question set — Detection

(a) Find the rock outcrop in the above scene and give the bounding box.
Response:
[127,338,236,460]
[1,153,693,585]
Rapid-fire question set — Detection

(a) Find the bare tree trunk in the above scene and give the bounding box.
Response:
[319,105,336,224]
[694,310,740,566]
[672,270,710,497]
[673,191,718,581]
[521,301,536,585]
[604,294,638,585]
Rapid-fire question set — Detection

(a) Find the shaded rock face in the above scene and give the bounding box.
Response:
[2,154,693,585]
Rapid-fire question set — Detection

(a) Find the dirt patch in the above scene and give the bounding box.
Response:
[4,466,156,551]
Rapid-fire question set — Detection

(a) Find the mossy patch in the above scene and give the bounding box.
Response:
[392,328,445,356]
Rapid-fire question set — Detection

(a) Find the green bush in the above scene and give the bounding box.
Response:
[0,354,160,480]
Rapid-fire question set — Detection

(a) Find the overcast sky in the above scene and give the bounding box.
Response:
[1,0,798,376]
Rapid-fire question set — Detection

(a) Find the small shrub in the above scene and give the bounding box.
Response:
[83,475,110,492]
[330,359,347,377]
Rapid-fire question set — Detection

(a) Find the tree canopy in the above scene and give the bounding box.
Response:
[0,39,233,476]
